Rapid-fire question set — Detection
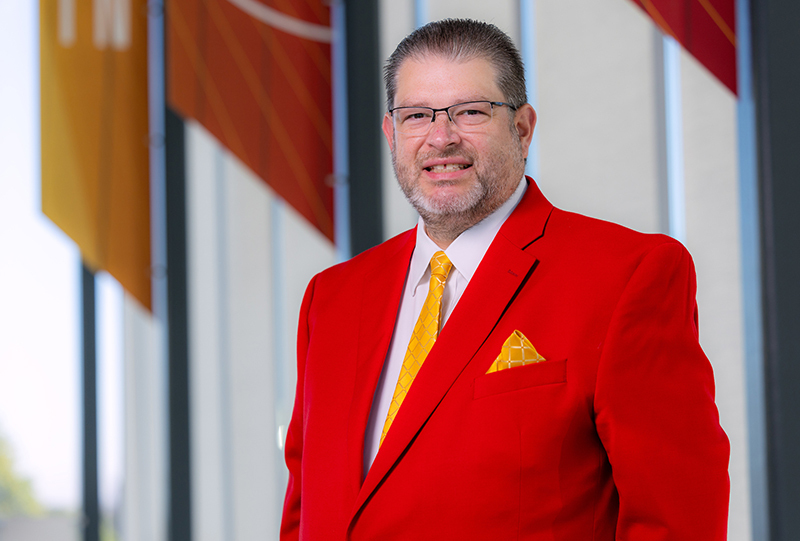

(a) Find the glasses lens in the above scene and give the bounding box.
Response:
[394,108,433,134]
[450,102,493,130]
[391,102,497,134]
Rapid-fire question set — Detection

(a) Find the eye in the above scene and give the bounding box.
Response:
[397,108,432,124]
[452,103,492,119]
[451,103,493,128]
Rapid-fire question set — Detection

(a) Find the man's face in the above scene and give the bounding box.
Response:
[382,55,536,227]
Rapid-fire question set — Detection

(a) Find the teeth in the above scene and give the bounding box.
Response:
[427,163,470,172]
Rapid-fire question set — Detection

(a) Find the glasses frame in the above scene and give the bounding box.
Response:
[388,100,518,134]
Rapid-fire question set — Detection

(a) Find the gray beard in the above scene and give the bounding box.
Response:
[391,144,524,244]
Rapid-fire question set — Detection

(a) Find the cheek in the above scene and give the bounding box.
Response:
[396,140,424,162]
[467,142,493,167]
[484,135,521,164]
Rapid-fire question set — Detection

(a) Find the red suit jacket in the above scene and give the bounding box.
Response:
[281,179,730,540]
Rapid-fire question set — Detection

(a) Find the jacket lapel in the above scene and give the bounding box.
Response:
[349,178,554,527]
[344,229,416,501]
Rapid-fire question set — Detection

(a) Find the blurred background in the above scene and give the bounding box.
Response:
[1,0,798,540]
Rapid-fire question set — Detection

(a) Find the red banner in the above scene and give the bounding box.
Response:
[630,0,737,94]
[167,0,334,241]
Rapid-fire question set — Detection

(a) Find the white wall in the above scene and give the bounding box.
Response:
[184,122,335,540]
[535,0,665,233]
[122,298,168,541]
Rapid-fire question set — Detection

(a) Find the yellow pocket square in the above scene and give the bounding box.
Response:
[485,330,545,374]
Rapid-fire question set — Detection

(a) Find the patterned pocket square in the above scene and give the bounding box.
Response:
[485,330,546,374]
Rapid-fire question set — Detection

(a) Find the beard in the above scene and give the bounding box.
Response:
[391,140,524,233]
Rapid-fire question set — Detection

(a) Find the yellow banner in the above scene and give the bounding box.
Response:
[41,0,151,309]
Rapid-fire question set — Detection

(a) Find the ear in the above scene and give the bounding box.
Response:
[514,104,537,159]
[382,113,395,151]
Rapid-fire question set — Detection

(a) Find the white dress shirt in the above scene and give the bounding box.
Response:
[363,178,527,474]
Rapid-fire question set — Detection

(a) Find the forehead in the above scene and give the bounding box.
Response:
[393,54,502,108]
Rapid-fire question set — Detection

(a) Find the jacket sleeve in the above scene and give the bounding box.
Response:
[593,241,730,540]
[280,276,317,540]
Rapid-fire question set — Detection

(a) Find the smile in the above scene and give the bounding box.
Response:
[424,163,472,173]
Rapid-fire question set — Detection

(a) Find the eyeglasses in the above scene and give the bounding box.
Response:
[388,100,517,135]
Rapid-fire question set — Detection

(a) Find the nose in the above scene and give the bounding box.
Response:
[426,110,461,149]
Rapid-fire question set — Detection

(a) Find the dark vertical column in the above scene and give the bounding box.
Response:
[345,0,384,255]
[752,0,800,539]
[165,107,191,541]
[81,263,99,541]
[162,0,192,537]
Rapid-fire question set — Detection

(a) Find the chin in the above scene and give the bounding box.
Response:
[407,181,485,218]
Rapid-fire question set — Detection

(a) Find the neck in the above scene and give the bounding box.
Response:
[422,217,475,249]
[421,196,500,248]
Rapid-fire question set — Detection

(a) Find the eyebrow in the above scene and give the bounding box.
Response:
[393,97,492,109]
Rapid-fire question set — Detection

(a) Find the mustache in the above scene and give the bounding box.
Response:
[415,148,476,166]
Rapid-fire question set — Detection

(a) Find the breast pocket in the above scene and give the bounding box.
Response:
[473,359,567,399]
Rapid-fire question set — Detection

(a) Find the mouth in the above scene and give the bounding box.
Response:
[424,163,472,173]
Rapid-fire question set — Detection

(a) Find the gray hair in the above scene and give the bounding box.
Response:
[384,19,527,110]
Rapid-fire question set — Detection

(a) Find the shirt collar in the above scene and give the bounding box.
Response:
[409,177,528,295]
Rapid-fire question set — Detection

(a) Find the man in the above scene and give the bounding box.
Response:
[281,19,729,540]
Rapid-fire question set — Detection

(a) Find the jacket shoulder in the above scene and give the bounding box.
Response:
[547,207,686,257]
[314,227,416,286]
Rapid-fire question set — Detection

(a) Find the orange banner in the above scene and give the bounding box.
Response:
[630,0,737,94]
[40,0,152,309]
[167,0,334,241]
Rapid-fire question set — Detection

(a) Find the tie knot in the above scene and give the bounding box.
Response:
[430,251,453,279]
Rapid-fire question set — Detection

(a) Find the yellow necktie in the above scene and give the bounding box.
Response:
[380,251,453,446]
